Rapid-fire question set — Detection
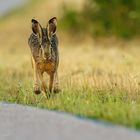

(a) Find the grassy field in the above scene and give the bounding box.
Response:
[0,0,140,129]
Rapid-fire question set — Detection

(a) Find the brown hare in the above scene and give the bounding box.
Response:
[28,17,60,96]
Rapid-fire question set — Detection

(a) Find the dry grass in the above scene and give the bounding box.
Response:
[0,0,140,129]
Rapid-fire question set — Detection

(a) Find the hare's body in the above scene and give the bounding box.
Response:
[28,18,60,94]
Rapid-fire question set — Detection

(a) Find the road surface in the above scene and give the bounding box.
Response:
[0,102,140,140]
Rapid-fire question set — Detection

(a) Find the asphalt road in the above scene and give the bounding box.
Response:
[0,102,140,140]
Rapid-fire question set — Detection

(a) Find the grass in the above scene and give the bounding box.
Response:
[0,0,140,130]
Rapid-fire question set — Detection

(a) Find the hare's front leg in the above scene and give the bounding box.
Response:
[38,71,47,93]
[32,57,41,94]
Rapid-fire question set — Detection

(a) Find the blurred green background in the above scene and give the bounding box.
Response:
[61,0,140,39]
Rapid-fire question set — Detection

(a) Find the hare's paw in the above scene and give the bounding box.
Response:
[33,84,41,95]
[53,88,61,94]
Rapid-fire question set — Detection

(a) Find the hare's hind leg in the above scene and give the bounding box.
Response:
[49,73,55,93]
[53,71,61,93]
[32,57,41,94]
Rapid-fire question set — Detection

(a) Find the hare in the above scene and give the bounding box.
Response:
[28,17,60,95]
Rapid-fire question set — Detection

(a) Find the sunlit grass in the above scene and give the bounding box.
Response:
[0,0,140,130]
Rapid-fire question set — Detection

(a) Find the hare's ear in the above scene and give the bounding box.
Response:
[47,17,57,37]
[31,19,41,34]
